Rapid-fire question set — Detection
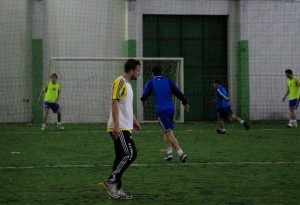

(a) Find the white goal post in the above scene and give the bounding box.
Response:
[48,57,184,123]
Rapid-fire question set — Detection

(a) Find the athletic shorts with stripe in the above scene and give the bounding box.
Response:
[107,130,137,189]
[157,109,175,132]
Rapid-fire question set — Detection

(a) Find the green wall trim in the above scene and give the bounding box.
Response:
[125,39,138,115]
[32,39,43,123]
[238,40,250,120]
[125,40,136,57]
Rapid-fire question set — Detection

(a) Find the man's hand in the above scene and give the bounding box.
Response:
[184,104,190,112]
[282,96,286,102]
[133,121,141,133]
[112,127,120,140]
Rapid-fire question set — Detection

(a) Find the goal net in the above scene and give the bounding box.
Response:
[48,57,184,123]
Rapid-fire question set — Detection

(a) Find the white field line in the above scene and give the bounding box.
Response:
[0,128,294,134]
[1,161,300,170]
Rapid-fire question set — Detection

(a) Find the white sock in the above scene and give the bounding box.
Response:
[289,120,293,124]
[240,120,245,124]
[220,128,226,132]
[42,123,46,127]
[167,146,173,154]
[176,149,183,156]
[57,122,61,125]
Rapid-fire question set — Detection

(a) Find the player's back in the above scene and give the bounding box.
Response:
[151,77,174,112]
[215,86,230,109]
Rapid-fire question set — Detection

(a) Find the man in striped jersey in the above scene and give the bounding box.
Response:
[102,59,141,200]
[213,80,249,134]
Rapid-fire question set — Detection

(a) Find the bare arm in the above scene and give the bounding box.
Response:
[37,86,46,103]
[133,115,141,133]
[282,87,289,102]
[112,99,120,139]
[56,89,60,103]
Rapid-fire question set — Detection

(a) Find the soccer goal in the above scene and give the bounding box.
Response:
[48,57,184,123]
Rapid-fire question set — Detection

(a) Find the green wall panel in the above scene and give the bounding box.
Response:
[143,15,228,121]
[32,39,43,123]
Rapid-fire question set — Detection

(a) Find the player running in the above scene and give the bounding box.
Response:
[213,80,249,134]
[141,66,189,163]
[282,69,300,128]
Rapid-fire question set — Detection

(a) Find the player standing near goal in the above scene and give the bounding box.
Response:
[141,66,189,163]
[38,73,64,131]
[282,69,300,128]
[213,80,249,134]
[102,59,141,200]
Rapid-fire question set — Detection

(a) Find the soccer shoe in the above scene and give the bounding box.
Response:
[286,123,293,128]
[116,189,132,200]
[164,153,174,161]
[242,121,250,130]
[216,128,225,134]
[179,154,188,163]
[57,124,64,130]
[102,181,119,199]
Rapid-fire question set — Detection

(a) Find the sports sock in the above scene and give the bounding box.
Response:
[176,149,183,156]
[167,146,173,154]
[42,123,46,128]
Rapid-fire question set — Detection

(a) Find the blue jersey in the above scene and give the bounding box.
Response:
[141,76,187,113]
[215,85,230,109]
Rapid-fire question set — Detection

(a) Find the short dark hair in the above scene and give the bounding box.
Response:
[124,59,141,73]
[285,69,293,74]
[152,66,162,76]
[214,79,221,84]
[50,73,58,78]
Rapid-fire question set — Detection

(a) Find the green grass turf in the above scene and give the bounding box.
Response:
[0,122,299,204]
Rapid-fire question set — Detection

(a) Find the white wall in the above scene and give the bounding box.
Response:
[0,0,32,123]
[33,0,126,123]
[240,0,300,120]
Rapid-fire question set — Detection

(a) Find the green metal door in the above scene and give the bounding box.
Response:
[143,15,227,121]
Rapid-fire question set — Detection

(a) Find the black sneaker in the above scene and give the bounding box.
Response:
[179,154,188,163]
[216,128,226,134]
[242,121,250,130]
[164,153,174,161]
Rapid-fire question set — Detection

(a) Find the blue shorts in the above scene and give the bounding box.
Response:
[289,99,300,109]
[157,110,175,132]
[217,107,233,119]
[44,102,60,113]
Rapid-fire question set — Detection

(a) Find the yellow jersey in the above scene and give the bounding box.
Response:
[43,82,60,103]
[288,77,300,100]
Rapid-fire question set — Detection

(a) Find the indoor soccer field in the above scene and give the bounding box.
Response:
[1,122,299,204]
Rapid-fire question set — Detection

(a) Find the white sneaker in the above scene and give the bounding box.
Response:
[41,124,46,131]
[102,181,119,199]
[292,122,298,128]
[286,123,293,128]
[116,189,132,199]
[57,124,64,130]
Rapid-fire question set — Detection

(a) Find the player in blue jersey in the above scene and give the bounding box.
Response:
[141,66,190,163]
[213,80,249,134]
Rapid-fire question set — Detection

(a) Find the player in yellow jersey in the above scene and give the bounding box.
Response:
[38,73,64,131]
[282,69,300,128]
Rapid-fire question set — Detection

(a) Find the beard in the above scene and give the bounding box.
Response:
[131,76,138,80]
